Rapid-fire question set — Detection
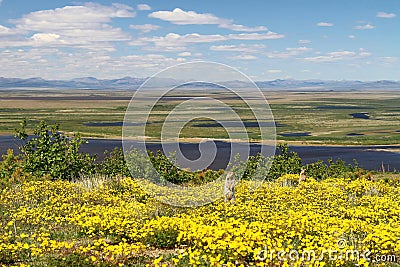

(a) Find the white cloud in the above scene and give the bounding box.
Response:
[12,3,135,32]
[219,23,267,32]
[376,12,396,18]
[358,48,371,57]
[149,8,227,25]
[230,32,283,40]
[0,48,186,79]
[317,22,334,27]
[137,4,151,11]
[178,51,191,57]
[143,45,188,52]
[379,57,398,64]
[230,54,257,60]
[348,35,356,39]
[304,55,340,62]
[286,46,312,52]
[0,37,117,51]
[210,44,266,52]
[354,23,375,30]
[267,69,282,73]
[298,39,311,44]
[130,32,284,49]
[304,48,371,62]
[30,33,63,45]
[328,51,356,57]
[130,24,160,33]
[0,25,14,36]
[265,52,294,59]
[146,33,226,46]
[3,3,135,50]
[148,8,268,32]
[265,46,312,59]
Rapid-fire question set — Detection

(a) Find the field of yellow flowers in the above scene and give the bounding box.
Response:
[1,174,399,266]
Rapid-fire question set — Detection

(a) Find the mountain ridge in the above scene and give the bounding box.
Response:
[0,76,399,90]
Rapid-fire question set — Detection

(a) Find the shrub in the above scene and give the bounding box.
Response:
[306,158,361,180]
[148,150,193,184]
[97,148,130,177]
[14,119,96,180]
[232,144,362,182]
[122,148,225,185]
[268,143,303,180]
[0,149,24,189]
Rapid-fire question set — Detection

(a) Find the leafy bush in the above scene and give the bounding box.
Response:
[97,148,130,177]
[120,148,225,184]
[148,150,199,184]
[267,143,303,180]
[226,144,302,182]
[235,144,362,182]
[193,169,225,184]
[100,148,196,184]
[306,158,361,180]
[14,119,96,180]
[0,149,25,189]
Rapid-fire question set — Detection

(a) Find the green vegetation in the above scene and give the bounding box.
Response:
[1,120,370,191]
[0,88,399,145]
[271,93,400,145]
[15,119,96,180]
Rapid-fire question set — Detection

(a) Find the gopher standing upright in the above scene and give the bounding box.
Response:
[299,169,306,183]
[224,171,235,202]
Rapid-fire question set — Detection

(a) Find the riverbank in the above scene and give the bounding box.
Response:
[1,135,399,171]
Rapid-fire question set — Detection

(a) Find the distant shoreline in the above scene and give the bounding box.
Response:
[3,133,400,148]
[65,135,400,148]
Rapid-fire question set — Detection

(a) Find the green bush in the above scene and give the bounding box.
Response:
[233,144,362,182]
[306,158,361,180]
[122,148,224,184]
[97,147,130,177]
[148,150,194,184]
[15,119,96,180]
[0,149,24,189]
[227,144,302,182]
[268,143,303,179]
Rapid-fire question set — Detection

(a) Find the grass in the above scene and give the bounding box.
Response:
[0,88,399,145]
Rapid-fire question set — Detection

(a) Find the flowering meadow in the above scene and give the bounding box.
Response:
[1,174,399,267]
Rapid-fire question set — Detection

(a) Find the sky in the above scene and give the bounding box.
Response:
[0,0,399,81]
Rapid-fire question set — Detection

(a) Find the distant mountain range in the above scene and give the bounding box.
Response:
[0,77,146,89]
[0,76,399,90]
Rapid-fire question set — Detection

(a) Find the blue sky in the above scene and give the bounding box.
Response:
[0,0,399,80]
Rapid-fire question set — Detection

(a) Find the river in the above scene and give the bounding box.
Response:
[0,135,398,171]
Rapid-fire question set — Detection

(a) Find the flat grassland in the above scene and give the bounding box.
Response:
[0,87,399,145]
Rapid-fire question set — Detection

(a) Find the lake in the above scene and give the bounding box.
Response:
[0,135,398,171]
